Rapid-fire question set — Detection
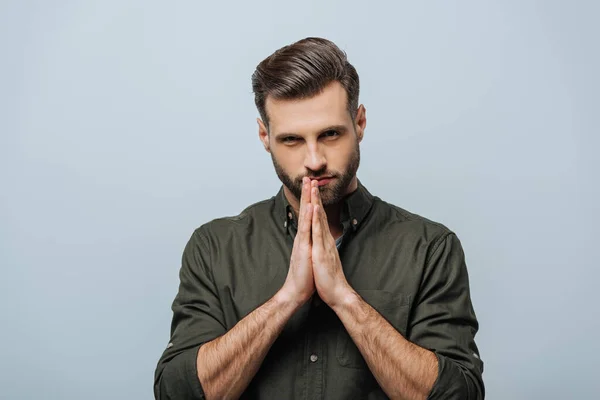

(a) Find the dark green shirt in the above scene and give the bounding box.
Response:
[154,181,484,399]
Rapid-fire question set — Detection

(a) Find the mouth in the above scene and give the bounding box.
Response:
[309,177,335,187]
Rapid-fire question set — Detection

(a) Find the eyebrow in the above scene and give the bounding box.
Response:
[274,125,348,140]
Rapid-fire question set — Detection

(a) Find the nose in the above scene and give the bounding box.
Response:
[303,142,326,173]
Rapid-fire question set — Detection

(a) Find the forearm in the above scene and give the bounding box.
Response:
[197,290,301,400]
[332,291,438,400]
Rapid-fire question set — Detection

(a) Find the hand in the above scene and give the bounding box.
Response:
[310,183,353,307]
[279,177,315,307]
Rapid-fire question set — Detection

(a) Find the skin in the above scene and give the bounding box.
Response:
[196,81,438,400]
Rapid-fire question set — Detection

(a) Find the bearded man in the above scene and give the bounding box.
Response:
[154,37,484,400]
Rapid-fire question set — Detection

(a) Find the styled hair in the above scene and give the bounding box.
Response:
[251,37,360,128]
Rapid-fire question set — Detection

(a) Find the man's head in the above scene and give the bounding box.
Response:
[252,37,366,206]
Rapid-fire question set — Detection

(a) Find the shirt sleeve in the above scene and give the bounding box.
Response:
[154,229,227,400]
[409,232,485,400]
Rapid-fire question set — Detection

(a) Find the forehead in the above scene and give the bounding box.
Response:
[266,81,351,134]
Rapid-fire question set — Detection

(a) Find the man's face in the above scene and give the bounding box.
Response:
[259,81,365,206]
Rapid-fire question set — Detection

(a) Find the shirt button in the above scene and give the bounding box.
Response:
[352,218,358,226]
[310,354,318,363]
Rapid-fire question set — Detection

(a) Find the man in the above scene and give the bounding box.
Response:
[154,37,484,400]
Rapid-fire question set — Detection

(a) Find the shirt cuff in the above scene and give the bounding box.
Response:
[157,345,205,400]
[185,345,205,399]
[426,352,470,400]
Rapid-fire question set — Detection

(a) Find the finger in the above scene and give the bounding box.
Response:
[297,178,311,232]
[299,204,313,243]
[311,186,321,217]
[301,177,311,207]
[312,203,324,249]
[312,186,331,238]
[314,185,328,234]
[307,182,318,234]
[310,180,321,206]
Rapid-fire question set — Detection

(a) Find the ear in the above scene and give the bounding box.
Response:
[354,105,367,143]
[257,118,270,153]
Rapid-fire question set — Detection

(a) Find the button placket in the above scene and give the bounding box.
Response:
[304,308,324,398]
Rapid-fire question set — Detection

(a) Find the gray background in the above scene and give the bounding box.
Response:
[1,1,598,399]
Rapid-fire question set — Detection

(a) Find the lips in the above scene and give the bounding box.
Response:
[311,177,334,186]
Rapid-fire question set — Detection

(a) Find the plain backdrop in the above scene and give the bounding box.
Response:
[1,1,598,399]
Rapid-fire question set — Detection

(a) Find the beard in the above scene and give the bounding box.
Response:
[271,141,361,206]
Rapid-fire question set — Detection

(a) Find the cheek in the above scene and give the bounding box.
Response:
[326,142,355,166]
[275,148,305,170]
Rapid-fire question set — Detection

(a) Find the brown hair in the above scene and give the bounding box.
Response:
[251,37,360,129]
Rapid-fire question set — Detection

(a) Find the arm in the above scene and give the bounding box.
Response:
[332,293,438,400]
[198,179,317,398]
[333,233,484,400]
[196,289,301,399]
[309,193,435,399]
[155,178,316,400]
[309,184,483,399]
[154,232,306,400]
[153,228,229,400]
[155,257,299,400]
[405,232,484,399]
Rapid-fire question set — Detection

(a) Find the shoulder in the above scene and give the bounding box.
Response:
[369,196,466,270]
[192,196,276,240]
[371,196,456,247]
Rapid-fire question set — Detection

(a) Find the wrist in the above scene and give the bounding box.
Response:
[329,284,359,312]
[274,286,307,313]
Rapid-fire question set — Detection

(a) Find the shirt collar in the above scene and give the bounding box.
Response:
[273,179,375,233]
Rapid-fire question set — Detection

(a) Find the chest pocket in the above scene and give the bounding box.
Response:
[336,289,410,369]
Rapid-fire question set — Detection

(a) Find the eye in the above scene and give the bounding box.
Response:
[282,136,299,144]
[321,130,340,139]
